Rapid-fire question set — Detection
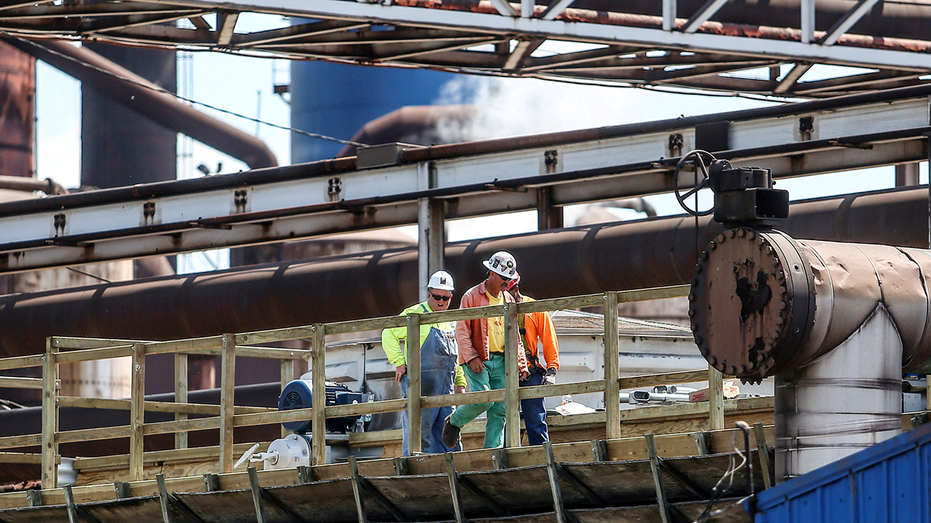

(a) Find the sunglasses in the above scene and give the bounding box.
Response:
[430,293,452,302]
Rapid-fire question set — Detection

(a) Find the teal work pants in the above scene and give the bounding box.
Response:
[450,352,506,448]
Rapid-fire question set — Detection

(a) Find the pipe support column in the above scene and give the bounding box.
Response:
[775,306,903,480]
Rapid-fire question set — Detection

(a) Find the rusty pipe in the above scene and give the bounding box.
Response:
[690,226,931,380]
[0,186,926,358]
[395,0,931,45]
[8,38,277,169]
[0,175,66,196]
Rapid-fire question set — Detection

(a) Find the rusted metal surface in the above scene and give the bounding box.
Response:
[690,226,931,380]
[10,39,277,170]
[0,175,65,195]
[0,186,926,360]
[1,0,930,95]
[0,42,33,179]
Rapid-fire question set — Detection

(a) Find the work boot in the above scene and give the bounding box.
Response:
[442,415,461,449]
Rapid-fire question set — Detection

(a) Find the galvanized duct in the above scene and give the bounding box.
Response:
[0,186,926,358]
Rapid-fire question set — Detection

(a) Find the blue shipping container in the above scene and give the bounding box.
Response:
[751,421,931,523]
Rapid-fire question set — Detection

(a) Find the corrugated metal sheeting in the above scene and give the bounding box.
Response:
[751,421,931,523]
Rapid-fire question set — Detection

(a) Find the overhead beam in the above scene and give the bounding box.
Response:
[135,0,931,71]
[216,10,239,46]
[1,89,930,272]
[821,0,881,46]
[681,0,729,34]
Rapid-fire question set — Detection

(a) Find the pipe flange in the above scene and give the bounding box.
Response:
[689,228,806,379]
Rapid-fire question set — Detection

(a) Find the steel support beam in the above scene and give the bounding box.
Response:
[0,88,930,273]
[140,0,931,71]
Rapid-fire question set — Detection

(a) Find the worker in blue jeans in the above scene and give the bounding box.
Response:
[382,271,466,455]
[507,273,559,445]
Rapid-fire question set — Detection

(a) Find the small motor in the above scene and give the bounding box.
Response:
[278,379,373,433]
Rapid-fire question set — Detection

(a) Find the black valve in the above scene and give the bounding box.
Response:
[674,150,789,229]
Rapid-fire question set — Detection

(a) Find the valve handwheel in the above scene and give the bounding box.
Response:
[673,149,716,216]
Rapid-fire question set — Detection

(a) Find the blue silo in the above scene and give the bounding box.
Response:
[290,60,456,162]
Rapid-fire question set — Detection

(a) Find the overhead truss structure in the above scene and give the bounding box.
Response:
[2,0,931,97]
[0,85,928,273]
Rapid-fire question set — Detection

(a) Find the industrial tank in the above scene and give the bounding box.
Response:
[290,59,456,162]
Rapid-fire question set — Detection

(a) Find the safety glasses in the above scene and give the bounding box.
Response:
[430,293,452,302]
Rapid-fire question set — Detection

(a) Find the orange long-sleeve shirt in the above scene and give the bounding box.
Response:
[519,296,559,370]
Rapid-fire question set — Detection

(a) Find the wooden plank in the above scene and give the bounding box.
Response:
[142,416,221,437]
[604,291,620,440]
[233,346,313,360]
[248,467,268,523]
[618,369,708,389]
[311,323,327,466]
[57,396,272,415]
[73,443,266,470]
[0,376,42,389]
[445,452,465,523]
[281,358,294,438]
[543,441,570,523]
[504,301,521,449]
[616,285,690,303]
[142,337,224,355]
[55,345,134,363]
[41,338,58,489]
[407,313,422,455]
[752,422,774,490]
[645,434,670,523]
[219,334,236,473]
[0,433,42,449]
[237,326,320,345]
[175,352,189,450]
[130,343,146,482]
[157,474,173,523]
[0,452,42,464]
[348,456,369,523]
[0,353,44,371]
[708,366,724,430]
[63,485,79,523]
[52,337,141,349]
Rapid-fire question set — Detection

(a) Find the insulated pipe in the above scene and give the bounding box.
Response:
[0,187,926,358]
[775,307,904,480]
[690,228,931,378]
[690,229,931,479]
[8,38,277,169]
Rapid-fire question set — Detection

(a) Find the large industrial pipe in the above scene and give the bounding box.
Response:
[0,186,925,357]
[7,38,277,169]
[690,228,931,378]
[690,229,931,479]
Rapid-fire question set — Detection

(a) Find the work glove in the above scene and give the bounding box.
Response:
[543,368,557,386]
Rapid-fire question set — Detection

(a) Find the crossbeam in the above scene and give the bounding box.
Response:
[0,87,928,273]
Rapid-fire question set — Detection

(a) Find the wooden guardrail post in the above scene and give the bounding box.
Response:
[280,357,294,439]
[504,302,521,448]
[41,337,59,489]
[604,291,621,440]
[130,342,146,481]
[708,365,724,430]
[311,324,327,466]
[174,352,188,450]
[406,314,422,454]
[219,334,236,473]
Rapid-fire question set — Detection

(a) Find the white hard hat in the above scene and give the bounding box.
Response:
[483,251,517,279]
[428,270,455,291]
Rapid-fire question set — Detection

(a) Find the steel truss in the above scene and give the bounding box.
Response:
[2,0,931,97]
[0,85,928,273]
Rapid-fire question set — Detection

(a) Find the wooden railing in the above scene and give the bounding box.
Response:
[0,284,731,490]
